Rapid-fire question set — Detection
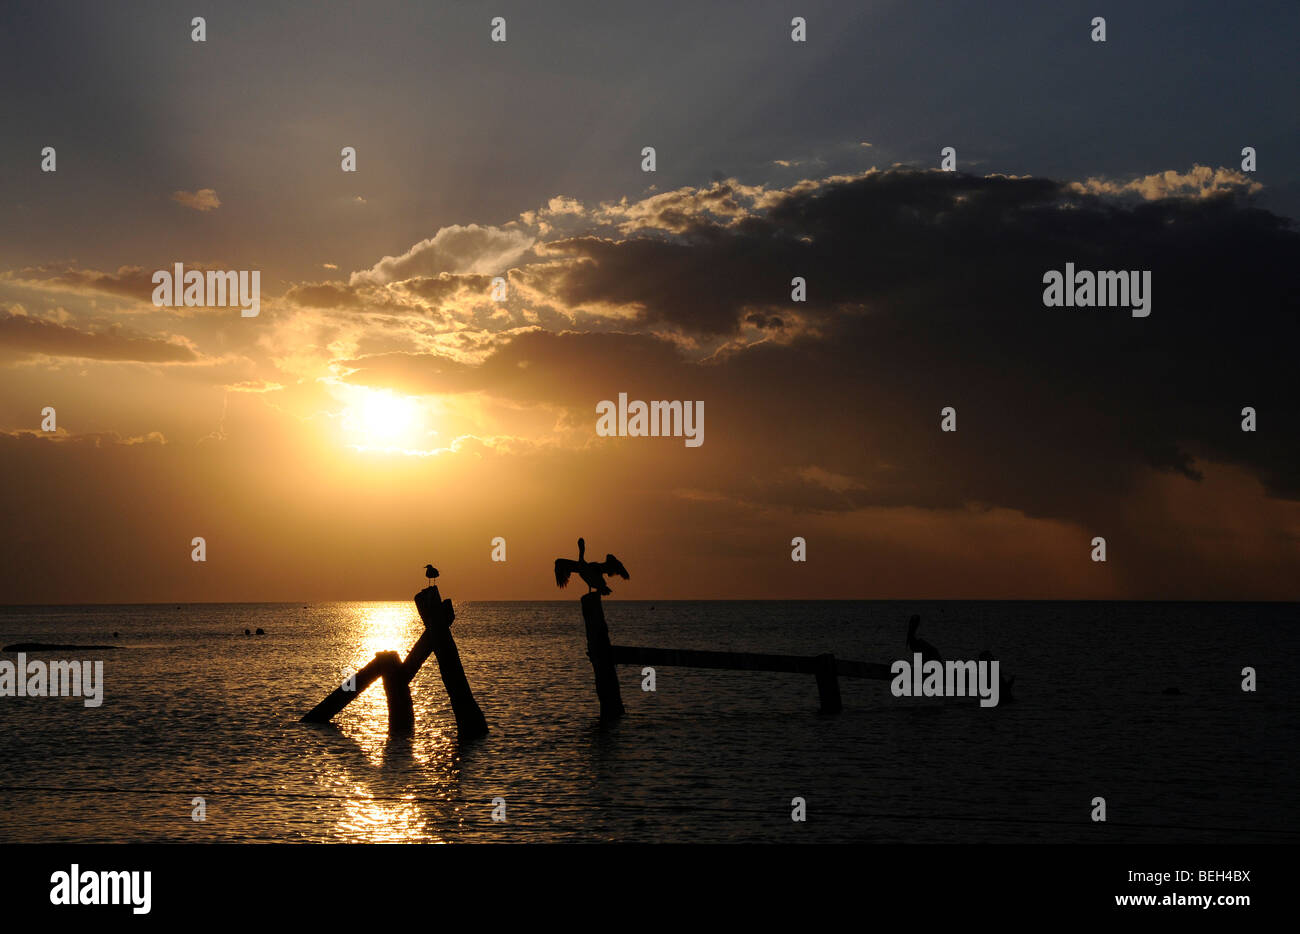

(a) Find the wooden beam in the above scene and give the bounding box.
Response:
[831,658,895,681]
[301,650,399,724]
[611,644,814,673]
[609,644,892,681]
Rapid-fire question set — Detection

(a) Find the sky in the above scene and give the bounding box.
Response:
[1,0,1297,602]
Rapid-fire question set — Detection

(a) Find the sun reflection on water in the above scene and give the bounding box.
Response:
[355,602,420,661]
[305,602,463,842]
[338,787,436,843]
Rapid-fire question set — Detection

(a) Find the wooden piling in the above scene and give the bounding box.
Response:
[580,592,625,722]
[379,650,415,734]
[815,653,842,714]
[413,586,489,742]
[402,587,453,679]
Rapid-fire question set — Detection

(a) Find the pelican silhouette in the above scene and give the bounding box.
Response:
[906,614,942,662]
[554,537,629,595]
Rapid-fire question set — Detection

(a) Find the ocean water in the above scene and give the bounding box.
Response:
[0,600,1295,843]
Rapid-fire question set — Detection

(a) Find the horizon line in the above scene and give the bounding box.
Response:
[2,597,1296,608]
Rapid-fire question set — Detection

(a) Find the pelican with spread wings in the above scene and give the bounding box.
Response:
[554,537,629,595]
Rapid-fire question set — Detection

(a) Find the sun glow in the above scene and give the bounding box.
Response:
[339,388,427,451]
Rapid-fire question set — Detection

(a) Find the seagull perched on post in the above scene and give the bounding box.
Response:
[554,537,629,596]
[423,564,439,589]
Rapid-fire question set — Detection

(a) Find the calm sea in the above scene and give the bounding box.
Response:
[0,600,1295,843]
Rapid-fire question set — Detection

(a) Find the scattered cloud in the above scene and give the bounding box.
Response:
[171,188,221,212]
[1070,164,1262,201]
[349,224,535,286]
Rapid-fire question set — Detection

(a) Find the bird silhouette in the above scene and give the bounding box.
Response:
[906,614,942,662]
[424,564,439,589]
[554,537,629,595]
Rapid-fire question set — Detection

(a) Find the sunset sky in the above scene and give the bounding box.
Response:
[1,1,1297,602]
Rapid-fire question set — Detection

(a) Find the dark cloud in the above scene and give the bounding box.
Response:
[284,282,362,309]
[399,273,493,302]
[348,170,1300,531]
[0,310,197,362]
[8,264,158,303]
[339,329,688,406]
[337,350,476,394]
[541,232,803,335]
[744,312,784,329]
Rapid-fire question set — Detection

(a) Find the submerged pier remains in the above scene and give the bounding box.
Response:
[301,585,488,741]
[579,592,892,721]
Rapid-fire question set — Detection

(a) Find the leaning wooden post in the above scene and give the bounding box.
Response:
[581,592,625,722]
[302,651,396,724]
[413,586,488,742]
[815,653,842,714]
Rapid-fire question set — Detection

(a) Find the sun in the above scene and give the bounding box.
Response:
[340,388,424,450]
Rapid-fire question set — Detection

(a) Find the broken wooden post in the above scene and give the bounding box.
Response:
[815,653,842,714]
[580,592,625,722]
[413,586,488,742]
[302,650,399,724]
[379,650,415,734]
